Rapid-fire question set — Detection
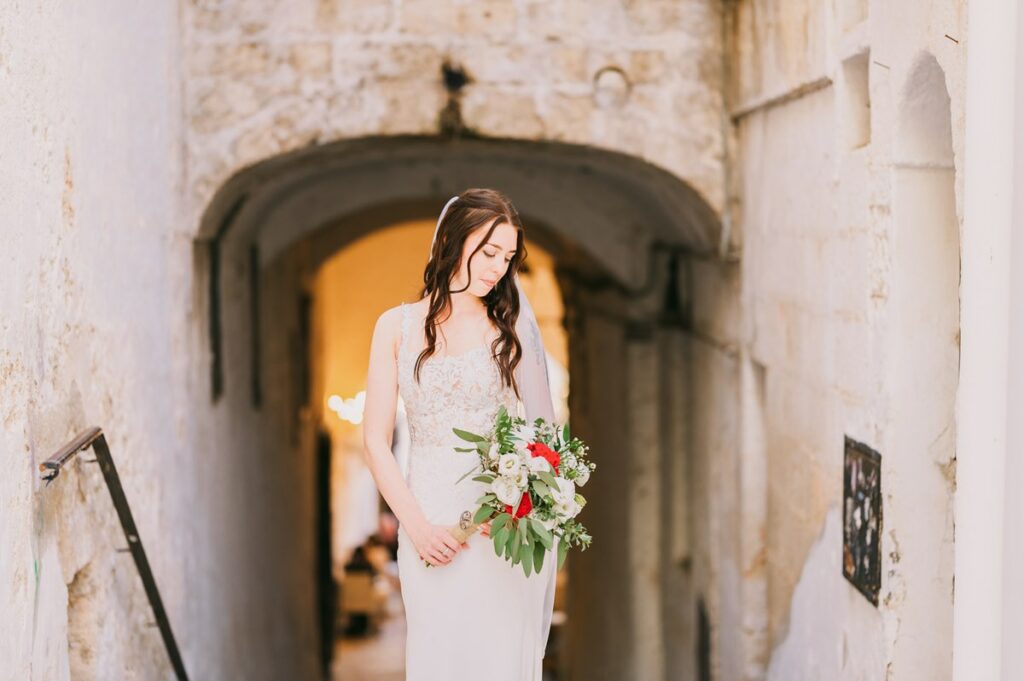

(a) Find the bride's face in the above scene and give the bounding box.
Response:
[454,219,519,297]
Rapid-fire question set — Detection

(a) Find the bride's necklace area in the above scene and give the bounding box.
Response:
[432,324,497,361]
[430,297,499,360]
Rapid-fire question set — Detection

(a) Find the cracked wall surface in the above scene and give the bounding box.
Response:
[733,0,966,678]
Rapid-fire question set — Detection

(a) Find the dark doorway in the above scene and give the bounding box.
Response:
[315,429,337,677]
[697,599,711,681]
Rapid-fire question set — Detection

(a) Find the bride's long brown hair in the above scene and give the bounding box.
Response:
[415,188,527,396]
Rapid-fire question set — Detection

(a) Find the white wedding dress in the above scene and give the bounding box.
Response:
[395,302,556,681]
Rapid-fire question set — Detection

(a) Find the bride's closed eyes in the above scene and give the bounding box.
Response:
[481,244,516,263]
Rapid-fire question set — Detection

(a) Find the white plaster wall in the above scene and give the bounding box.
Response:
[0,3,319,679]
[1000,6,1024,678]
[885,53,959,680]
[0,2,192,679]
[731,0,968,678]
[956,1,1020,678]
[766,509,885,680]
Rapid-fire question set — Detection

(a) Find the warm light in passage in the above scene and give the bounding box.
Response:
[328,390,366,425]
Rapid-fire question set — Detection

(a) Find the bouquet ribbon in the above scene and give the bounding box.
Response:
[423,510,485,568]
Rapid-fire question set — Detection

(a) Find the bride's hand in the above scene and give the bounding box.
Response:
[411,523,464,566]
[478,520,492,538]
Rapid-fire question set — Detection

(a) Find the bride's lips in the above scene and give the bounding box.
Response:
[481,278,496,287]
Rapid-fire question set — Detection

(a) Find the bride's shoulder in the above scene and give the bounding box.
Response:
[384,298,429,323]
[373,304,403,333]
[370,305,405,361]
[373,300,420,338]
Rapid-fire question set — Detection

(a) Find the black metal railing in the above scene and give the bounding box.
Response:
[40,427,189,681]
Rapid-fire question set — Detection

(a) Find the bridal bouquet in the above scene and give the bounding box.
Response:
[443,406,595,577]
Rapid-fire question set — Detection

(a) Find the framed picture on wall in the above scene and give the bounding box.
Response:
[842,436,883,605]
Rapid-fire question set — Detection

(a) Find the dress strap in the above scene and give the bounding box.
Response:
[398,302,411,358]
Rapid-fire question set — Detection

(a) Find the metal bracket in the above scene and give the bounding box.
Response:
[39,427,190,681]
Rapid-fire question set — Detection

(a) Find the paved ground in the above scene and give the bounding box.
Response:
[331,589,407,681]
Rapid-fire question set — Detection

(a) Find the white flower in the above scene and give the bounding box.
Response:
[562,453,578,470]
[539,517,557,531]
[513,424,536,442]
[486,442,500,463]
[554,498,580,519]
[575,466,590,487]
[527,456,551,474]
[498,453,522,476]
[512,468,530,490]
[491,476,521,506]
[551,477,576,505]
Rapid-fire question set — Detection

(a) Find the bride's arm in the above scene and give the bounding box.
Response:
[362,308,464,565]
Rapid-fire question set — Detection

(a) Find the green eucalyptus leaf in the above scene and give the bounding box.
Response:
[531,520,554,550]
[493,527,507,555]
[496,525,511,545]
[504,535,514,560]
[506,524,519,559]
[514,521,529,560]
[455,465,481,484]
[492,513,511,533]
[473,505,494,525]
[453,428,487,443]
[538,471,559,488]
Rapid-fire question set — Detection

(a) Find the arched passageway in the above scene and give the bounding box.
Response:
[196,135,722,680]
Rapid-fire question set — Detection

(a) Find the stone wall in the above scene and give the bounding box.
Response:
[1,2,196,679]
[183,0,726,228]
[729,0,967,678]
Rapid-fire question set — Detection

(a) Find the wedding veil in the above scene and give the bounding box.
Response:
[428,193,559,649]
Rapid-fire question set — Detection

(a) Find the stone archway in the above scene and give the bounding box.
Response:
[197,134,722,680]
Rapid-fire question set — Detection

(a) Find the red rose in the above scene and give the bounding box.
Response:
[505,491,532,519]
[527,441,561,475]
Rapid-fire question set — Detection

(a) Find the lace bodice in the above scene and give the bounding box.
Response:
[397,303,519,524]
[397,302,519,448]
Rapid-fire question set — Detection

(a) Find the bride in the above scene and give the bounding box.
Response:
[362,188,558,680]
